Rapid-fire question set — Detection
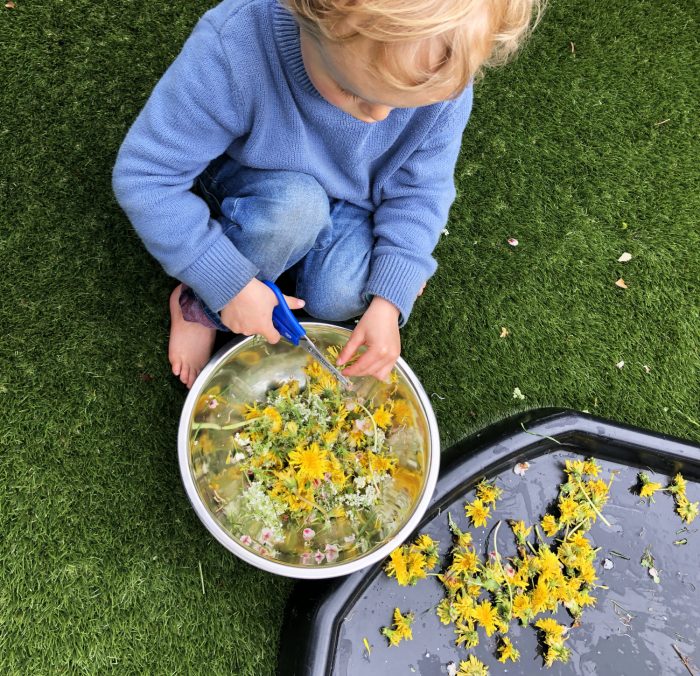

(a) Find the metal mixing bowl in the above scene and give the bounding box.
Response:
[178,323,439,579]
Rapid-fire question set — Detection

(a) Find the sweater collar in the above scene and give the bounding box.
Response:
[272,2,323,99]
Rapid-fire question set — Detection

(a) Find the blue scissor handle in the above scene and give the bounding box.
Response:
[263,280,306,346]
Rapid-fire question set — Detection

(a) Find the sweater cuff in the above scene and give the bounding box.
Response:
[364,254,428,328]
[179,235,259,312]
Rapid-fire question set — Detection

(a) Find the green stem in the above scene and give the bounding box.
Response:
[295,492,328,517]
[575,477,612,527]
[357,402,379,456]
[191,419,257,432]
[520,422,561,445]
[357,401,381,494]
[493,520,513,621]
[558,520,585,542]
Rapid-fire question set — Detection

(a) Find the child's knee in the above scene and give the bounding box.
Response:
[274,173,329,228]
[304,282,369,322]
[230,171,330,250]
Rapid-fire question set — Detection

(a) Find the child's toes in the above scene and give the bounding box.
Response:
[179,364,190,386]
[171,358,182,377]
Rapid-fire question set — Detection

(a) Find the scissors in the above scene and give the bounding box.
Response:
[263,280,352,390]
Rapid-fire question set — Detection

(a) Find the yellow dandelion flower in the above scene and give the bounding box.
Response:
[329,504,346,519]
[669,472,687,496]
[385,548,410,586]
[452,592,475,622]
[288,443,330,483]
[529,577,550,614]
[577,560,597,585]
[472,600,498,636]
[465,498,491,528]
[283,420,299,437]
[406,549,429,582]
[639,481,663,499]
[497,636,520,663]
[537,547,562,578]
[303,359,325,379]
[393,608,414,638]
[565,459,586,476]
[541,514,560,537]
[457,654,489,676]
[278,380,300,399]
[586,478,609,500]
[322,428,339,447]
[348,428,366,446]
[372,405,393,428]
[381,607,414,647]
[509,519,532,543]
[366,452,397,475]
[558,497,578,524]
[456,531,473,548]
[391,399,412,425]
[451,549,479,576]
[454,619,479,649]
[582,458,601,476]
[261,406,283,433]
[676,496,699,523]
[476,479,502,505]
[535,617,567,638]
[414,534,436,550]
[243,403,262,420]
[511,593,531,622]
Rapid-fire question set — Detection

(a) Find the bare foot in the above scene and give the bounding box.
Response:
[168,284,217,389]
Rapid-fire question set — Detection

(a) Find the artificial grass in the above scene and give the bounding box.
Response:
[0,0,698,673]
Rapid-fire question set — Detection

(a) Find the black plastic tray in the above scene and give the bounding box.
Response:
[278,408,700,676]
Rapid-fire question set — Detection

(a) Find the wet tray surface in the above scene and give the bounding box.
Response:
[279,409,700,676]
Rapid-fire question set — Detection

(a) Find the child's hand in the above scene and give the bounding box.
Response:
[220,278,305,343]
[337,297,401,381]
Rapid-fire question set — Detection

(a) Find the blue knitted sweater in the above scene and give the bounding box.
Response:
[112,0,473,322]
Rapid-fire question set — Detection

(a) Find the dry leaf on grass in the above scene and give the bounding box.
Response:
[615,278,628,289]
[500,327,510,338]
[618,252,633,263]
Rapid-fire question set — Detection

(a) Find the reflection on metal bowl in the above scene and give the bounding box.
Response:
[178,323,439,579]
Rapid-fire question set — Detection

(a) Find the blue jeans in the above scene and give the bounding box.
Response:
[185,156,373,330]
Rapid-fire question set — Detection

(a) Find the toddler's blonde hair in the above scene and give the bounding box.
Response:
[286,0,543,96]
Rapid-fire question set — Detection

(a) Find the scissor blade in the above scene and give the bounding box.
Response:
[300,336,352,390]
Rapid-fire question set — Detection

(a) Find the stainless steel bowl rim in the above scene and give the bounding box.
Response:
[178,322,440,579]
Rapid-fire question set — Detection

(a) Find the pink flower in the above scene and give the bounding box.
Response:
[300,552,313,565]
[314,550,326,564]
[302,528,316,541]
[260,528,274,543]
[207,397,219,409]
[257,546,269,557]
[324,544,340,563]
[239,535,253,547]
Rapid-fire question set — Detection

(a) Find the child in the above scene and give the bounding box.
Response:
[113,0,540,388]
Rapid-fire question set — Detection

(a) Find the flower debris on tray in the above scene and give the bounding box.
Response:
[381,459,698,668]
[384,458,613,668]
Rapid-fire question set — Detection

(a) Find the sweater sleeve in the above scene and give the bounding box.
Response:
[112,17,258,312]
[364,85,473,326]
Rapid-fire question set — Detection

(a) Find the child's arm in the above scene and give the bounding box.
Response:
[112,17,259,318]
[338,87,474,379]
